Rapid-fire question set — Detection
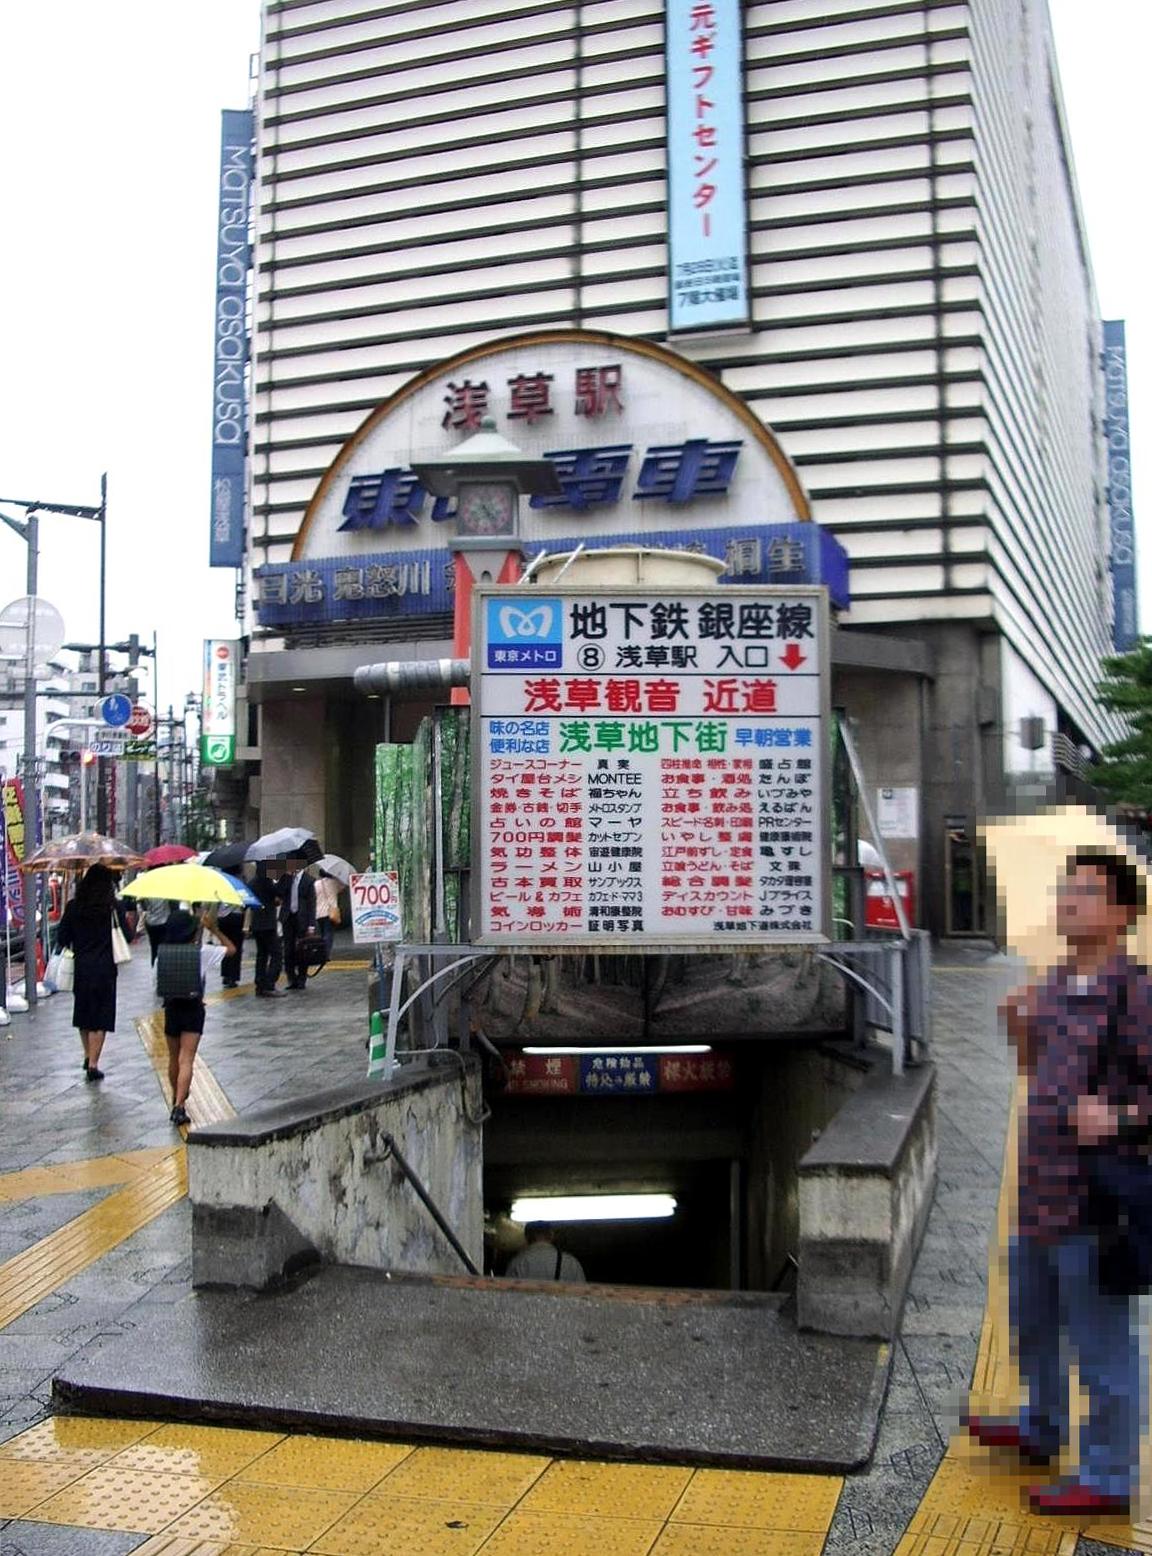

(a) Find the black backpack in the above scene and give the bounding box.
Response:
[156,943,204,1000]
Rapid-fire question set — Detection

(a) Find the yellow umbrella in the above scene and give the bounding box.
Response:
[121,862,247,907]
[979,804,1152,970]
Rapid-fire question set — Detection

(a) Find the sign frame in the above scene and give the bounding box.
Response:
[201,639,238,767]
[1102,319,1139,651]
[209,108,254,569]
[470,583,831,953]
[349,870,403,943]
[664,0,752,335]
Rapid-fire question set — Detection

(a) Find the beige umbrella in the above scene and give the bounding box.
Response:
[979,803,1152,970]
[20,831,144,873]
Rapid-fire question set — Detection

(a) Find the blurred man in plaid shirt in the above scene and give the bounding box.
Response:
[965,849,1152,1515]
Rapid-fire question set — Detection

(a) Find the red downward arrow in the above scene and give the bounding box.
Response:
[780,643,807,670]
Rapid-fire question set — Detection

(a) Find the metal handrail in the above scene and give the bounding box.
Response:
[363,1132,480,1276]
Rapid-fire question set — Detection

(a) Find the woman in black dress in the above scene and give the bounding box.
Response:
[55,864,133,1082]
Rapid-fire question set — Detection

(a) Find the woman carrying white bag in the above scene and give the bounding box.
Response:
[54,864,133,1083]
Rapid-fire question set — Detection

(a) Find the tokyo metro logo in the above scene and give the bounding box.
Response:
[486,597,563,668]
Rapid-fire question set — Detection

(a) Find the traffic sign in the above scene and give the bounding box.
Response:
[88,730,130,757]
[101,693,132,728]
[127,703,153,738]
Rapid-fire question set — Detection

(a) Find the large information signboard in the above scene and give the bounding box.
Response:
[474,586,829,949]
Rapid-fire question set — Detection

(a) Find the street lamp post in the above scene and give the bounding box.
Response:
[0,485,107,1010]
[410,420,562,707]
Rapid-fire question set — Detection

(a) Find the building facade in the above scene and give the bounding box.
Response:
[244,0,1120,935]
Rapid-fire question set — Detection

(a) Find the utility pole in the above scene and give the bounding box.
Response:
[20,509,41,1010]
[152,631,161,847]
[95,473,109,834]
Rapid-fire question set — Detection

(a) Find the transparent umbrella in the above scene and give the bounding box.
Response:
[21,831,144,873]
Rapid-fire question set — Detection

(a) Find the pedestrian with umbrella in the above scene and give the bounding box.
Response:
[138,847,196,965]
[54,863,134,1082]
[214,897,247,990]
[153,909,235,1127]
[122,864,249,1125]
[277,852,318,990]
[314,857,351,962]
[250,861,285,997]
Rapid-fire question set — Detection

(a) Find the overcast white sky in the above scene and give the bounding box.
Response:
[0,0,1146,719]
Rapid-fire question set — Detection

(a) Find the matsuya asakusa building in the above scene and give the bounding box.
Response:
[232,0,1125,939]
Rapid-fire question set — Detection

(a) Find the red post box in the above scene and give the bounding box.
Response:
[864,869,915,930]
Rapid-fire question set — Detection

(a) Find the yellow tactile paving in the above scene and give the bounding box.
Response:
[378,1445,550,1506]
[110,1423,287,1480]
[0,1146,176,1202]
[669,1468,842,1531]
[0,1414,847,1552]
[160,1480,357,1549]
[235,1431,413,1492]
[0,1412,158,1466]
[311,1493,505,1555]
[476,1510,664,1555]
[716,1531,841,1556]
[132,1542,290,1556]
[25,1463,221,1532]
[136,1012,237,1126]
[0,1148,187,1328]
[889,1089,1141,1555]
[517,1458,693,1519]
[0,1457,92,1517]
[651,1531,827,1556]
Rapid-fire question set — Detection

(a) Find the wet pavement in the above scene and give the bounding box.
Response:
[0,937,1142,1553]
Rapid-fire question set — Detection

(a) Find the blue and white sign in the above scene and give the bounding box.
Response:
[256,524,849,629]
[1103,320,1139,650]
[100,693,132,728]
[579,1053,660,1094]
[485,598,563,668]
[665,0,750,333]
[209,109,253,569]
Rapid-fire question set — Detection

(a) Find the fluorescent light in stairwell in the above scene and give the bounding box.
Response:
[521,1045,711,1056]
[510,1194,678,1223]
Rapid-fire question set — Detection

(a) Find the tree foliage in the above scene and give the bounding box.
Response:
[1092,639,1152,806]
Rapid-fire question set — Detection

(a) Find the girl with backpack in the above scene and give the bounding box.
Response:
[155,908,235,1127]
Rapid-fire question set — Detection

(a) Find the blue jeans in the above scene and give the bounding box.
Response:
[1010,1233,1144,1496]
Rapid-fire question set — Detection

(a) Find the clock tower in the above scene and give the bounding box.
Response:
[410,420,562,705]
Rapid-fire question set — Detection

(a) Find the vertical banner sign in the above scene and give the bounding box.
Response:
[1102,320,1139,650]
[2,777,26,929]
[201,640,238,766]
[665,0,750,333]
[209,108,254,568]
[473,586,830,948]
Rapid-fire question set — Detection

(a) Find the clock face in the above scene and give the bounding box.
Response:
[456,482,517,537]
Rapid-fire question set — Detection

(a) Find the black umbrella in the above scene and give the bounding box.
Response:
[203,842,252,873]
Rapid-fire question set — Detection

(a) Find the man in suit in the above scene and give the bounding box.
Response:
[250,863,285,997]
[278,855,317,991]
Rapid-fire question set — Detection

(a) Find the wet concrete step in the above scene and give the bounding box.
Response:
[53,1266,890,1471]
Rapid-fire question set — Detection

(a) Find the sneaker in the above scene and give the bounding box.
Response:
[1028,1479,1129,1515]
[170,1104,190,1126]
[256,988,286,998]
[85,1067,105,1083]
[961,1413,1053,1465]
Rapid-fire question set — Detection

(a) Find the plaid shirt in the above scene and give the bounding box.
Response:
[1018,953,1152,1242]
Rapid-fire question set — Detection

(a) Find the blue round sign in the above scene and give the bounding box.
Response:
[101,693,133,728]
